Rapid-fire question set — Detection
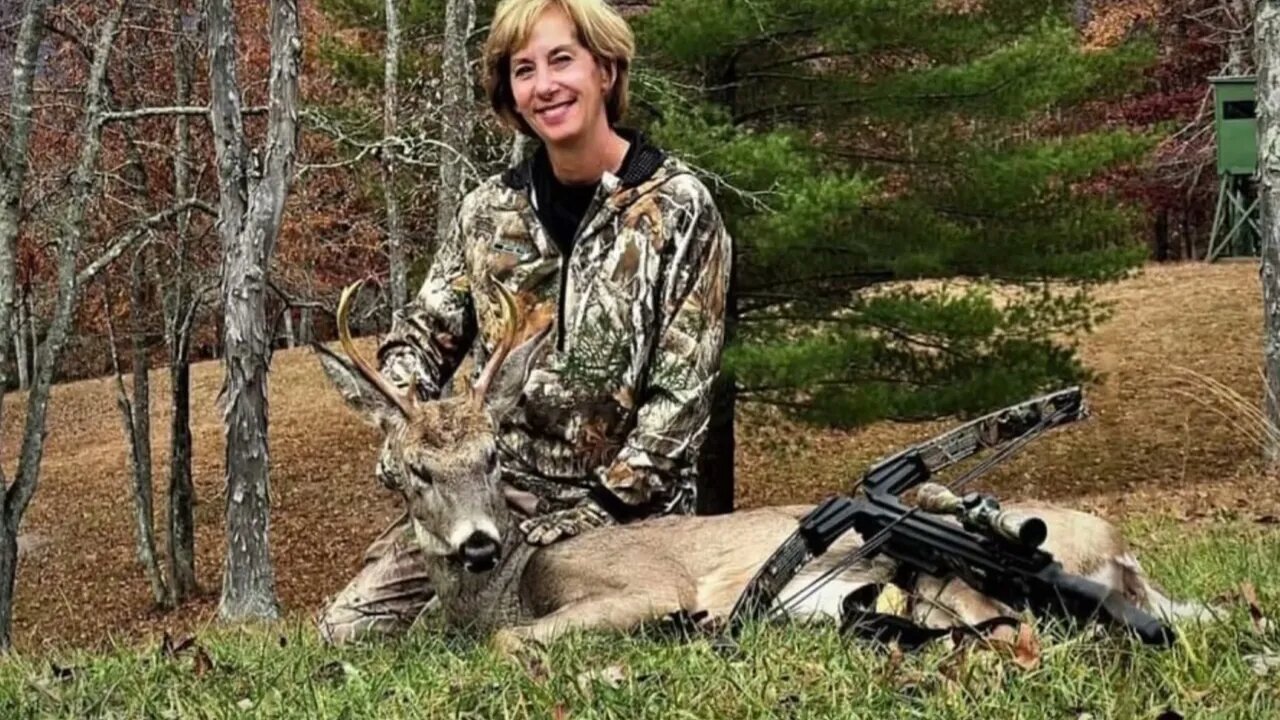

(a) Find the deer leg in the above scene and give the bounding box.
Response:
[493,587,693,657]
[911,574,1019,642]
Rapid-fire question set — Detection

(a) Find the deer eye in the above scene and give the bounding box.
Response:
[485,453,499,474]
[409,466,434,485]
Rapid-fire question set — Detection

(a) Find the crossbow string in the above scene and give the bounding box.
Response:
[733,387,1088,629]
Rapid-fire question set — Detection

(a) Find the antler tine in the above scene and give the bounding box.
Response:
[472,278,521,404]
[337,279,415,419]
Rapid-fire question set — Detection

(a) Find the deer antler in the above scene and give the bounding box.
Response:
[472,278,520,404]
[337,279,416,419]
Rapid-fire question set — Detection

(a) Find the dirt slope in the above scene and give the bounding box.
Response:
[0,261,1268,652]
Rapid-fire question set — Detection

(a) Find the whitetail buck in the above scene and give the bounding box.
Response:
[315,281,1211,655]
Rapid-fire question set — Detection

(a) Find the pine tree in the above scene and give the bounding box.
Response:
[630,0,1155,427]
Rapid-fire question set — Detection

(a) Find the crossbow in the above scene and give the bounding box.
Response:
[721,386,1176,648]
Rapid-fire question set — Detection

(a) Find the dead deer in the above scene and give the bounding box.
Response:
[315,281,1212,655]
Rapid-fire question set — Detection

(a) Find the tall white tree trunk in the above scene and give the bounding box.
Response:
[0,0,51,416]
[436,0,475,249]
[208,0,301,621]
[1259,1,1280,469]
[382,0,407,315]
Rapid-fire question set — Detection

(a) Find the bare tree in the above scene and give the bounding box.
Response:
[206,0,302,620]
[0,0,129,650]
[164,0,200,601]
[437,0,475,246]
[103,257,171,608]
[382,0,407,313]
[1259,0,1280,468]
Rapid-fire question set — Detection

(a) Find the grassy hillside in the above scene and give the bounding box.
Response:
[0,261,1274,653]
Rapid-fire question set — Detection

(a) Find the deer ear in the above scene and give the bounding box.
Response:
[313,343,409,435]
[483,323,553,421]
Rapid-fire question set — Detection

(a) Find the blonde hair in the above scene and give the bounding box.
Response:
[483,0,635,138]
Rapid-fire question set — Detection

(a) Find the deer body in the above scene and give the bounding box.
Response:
[316,281,1209,652]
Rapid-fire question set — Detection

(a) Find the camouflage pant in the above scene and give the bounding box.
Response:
[317,493,537,645]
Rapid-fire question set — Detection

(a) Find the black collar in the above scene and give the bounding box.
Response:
[501,127,666,191]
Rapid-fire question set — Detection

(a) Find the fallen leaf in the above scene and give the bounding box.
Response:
[236,698,254,711]
[880,641,904,680]
[193,647,215,678]
[312,660,360,683]
[1244,652,1280,676]
[1012,623,1042,671]
[1240,582,1270,635]
[160,632,197,659]
[523,654,550,685]
[575,663,628,698]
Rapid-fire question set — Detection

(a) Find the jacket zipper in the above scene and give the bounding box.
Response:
[543,184,609,353]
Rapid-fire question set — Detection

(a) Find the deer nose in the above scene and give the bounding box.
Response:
[460,532,500,572]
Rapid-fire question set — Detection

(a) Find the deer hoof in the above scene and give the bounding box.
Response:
[491,628,531,660]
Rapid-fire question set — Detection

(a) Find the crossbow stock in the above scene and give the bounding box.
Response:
[723,386,1091,640]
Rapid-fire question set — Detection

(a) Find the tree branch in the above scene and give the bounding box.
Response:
[102,105,269,122]
[77,198,217,286]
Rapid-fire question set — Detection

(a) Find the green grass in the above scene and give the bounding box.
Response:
[2,520,1278,719]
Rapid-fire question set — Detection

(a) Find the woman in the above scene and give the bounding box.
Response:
[319,0,733,644]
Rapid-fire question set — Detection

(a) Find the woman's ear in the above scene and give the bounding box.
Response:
[600,59,615,91]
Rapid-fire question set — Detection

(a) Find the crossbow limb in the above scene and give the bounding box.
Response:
[722,386,1088,640]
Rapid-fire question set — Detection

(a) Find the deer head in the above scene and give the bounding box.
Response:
[314,279,548,574]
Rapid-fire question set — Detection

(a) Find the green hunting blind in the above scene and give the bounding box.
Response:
[1206,75,1261,262]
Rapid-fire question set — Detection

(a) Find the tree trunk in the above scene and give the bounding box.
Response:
[383,0,407,315]
[0,526,16,650]
[436,0,475,250]
[0,0,126,650]
[1259,0,1280,469]
[298,306,313,345]
[130,254,168,606]
[166,0,198,602]
[282,306,296,348]
[208,0,300,621]
[105,270,169,608]
[0,0,52,428]
[13,291,28,391]
[168,351,196,597]
[697,249,739,515]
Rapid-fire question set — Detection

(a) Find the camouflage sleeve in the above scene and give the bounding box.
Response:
[596,179,733,514]
[377,208,477,401]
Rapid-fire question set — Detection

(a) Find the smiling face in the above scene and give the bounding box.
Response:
[508,5,612,149]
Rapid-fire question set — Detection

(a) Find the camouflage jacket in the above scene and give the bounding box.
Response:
[378,133,733,517]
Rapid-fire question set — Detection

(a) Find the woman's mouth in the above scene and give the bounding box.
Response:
[537,98,575,125]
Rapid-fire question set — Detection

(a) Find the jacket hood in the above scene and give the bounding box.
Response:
[500,127,668,192]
